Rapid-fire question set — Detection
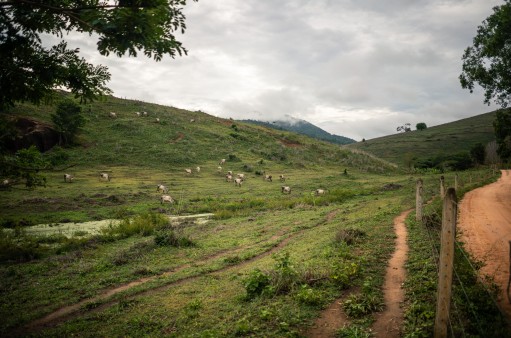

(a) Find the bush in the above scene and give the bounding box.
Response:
[101,212,169,238]
[0,228,44,262]
[243,268,271,300]
[335,228,366,245]
[154,230,194,247]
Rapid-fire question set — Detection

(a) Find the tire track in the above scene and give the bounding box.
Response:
[17,210,338,336]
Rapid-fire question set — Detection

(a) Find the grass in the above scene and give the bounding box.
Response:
[348,110,498,166]
[0,94,508,336]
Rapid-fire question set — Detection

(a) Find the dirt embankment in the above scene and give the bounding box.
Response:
[458,170,511,319]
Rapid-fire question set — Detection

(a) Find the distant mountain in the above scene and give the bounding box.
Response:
[240,116,356,145]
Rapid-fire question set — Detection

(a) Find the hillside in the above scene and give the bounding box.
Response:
[347,111,499,166]
[240,116,356,145]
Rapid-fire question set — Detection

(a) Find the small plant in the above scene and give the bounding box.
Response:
[154,230,194,247]
[335,228,366,245]
[336,324,371,338]
[342,293,383,318]
[295,285,324,306]
[243,269,271,300]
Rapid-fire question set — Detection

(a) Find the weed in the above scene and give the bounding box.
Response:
[336,324,371,338]
[101,212,169,238]
[295,285,324,306]
[154,230,194,247]
[342,293,383,318]
[335,228,366,245]
[243,269,271,300]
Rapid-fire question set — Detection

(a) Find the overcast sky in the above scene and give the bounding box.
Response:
[54,0,504,141]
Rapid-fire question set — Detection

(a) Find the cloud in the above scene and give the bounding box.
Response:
[41,0,502,140]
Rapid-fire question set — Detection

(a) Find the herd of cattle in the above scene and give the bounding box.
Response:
[62,158,326,207]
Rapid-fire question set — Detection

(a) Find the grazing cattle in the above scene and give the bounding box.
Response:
[142,111,148,117]
[64,174,74,183]
[315,189,326,195]
[160,195,174,205]
[217,166,222,173]
[185,168,192,174]
[156,184,168,194]
[196,166,201,173]
[264,174,272,182]
[227,170,233,176]
[226,174,233,182]
[237,173,245,181]
[100,173,110,181]
[279,174,285,182]
[135,112,141,117]
[190,119,195,123]
[109,112,117,118]
[220,159,226,165]
[234,178,243,187]
[156,118,160,123]
[281,186,291,194]
[1,179,9,186]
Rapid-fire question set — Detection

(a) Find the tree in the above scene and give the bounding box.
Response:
[416,122,427,131]
[51,99,85,146]
[396,123,411,132]
[469,143,486,165]
[459,1,511,108]
[493,109,511,161]
[0,0,197,110]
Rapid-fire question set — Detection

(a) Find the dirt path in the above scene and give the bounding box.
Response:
[371,210,410,337]
[305,209,410,337]
[458,170,511,319]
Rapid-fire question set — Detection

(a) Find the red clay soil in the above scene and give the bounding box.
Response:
[304,295,351,338]
[458,170,511,319]
[371,210,410,337]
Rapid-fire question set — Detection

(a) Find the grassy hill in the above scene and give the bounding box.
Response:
[347,111,499,167]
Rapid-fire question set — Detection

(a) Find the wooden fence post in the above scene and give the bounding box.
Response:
[434,188,457,338]
[416,179,423,222]
[440,176,446,199]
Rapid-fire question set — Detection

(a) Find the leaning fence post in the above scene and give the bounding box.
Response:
[434,188,457,338]
[440,176,445,199]
[416,179,423,222]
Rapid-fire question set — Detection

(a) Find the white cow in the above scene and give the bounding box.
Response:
[281,186,291,194]
[264,174,272,182]
[237,173,245,181]
[100,173,110,181]
[315,189,326,195]
[109,112,117,118]
[157,184,168,194]
[234,178,243,187]
[185,168,192,174]
[135,112,141,117]
[160,195,174,204]
[196,166,201,173]
[64,174,74,183]
[279,174,285,182]
[220,159,226,165]
[226,174,233,182]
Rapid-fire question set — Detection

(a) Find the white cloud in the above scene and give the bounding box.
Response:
[42,0,502,140]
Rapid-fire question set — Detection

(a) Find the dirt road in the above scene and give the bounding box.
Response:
[458,170,511,318]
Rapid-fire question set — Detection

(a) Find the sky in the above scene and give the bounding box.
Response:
[49,0,504,141]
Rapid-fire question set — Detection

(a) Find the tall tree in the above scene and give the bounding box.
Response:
[459,0,511,108]
[416,122,427,131]
[493,109,511,161]
[0,0,197,110]
[51,99,85,146]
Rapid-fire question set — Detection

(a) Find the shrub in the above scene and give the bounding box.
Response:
[101,212,169,238]
[342,293,383,318]
[295,285,324,306]
[154,230,194,247]
[243,268,271,300]
[335,228,366,245]
[0,228,44,262]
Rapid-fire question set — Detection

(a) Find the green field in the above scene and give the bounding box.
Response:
[0,95,508,337]
[348,111,499,166]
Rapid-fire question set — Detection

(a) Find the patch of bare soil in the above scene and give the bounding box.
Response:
[279,138,302,148]
[372,210,410,337]
[458,170,511,319]
[304,293,351,338]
